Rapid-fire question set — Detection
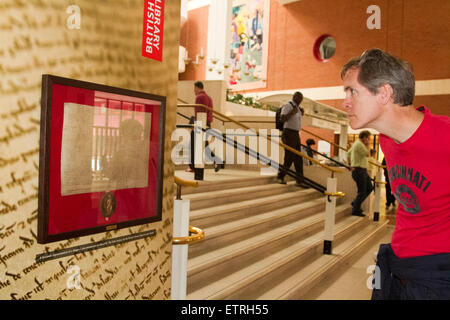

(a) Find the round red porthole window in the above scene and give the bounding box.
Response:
[313,35,336,62]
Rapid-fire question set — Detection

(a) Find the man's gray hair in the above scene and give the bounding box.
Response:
[341,48,415,106]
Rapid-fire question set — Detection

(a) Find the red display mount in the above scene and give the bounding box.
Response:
[38,74,165,244]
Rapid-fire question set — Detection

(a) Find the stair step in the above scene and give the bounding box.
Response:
[190,188,321,229]
[309,225,394,300]
[186,204,352,294]
[265,219,390,300]
[188,196,325,258]
[185,181,301,210]
[182,175,277,195]
[186,213,370,300]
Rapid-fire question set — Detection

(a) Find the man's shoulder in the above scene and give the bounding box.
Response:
[196,92,212,103]
[429,112,450,130]
[352,140,366,152]
[281,101,294,113]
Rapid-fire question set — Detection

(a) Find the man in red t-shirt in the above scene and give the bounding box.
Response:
[341,49,450,299]
[186,81,224,173]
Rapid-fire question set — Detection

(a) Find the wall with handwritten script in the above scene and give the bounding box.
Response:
[0,0,179,300]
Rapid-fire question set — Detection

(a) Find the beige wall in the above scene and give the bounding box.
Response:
[0,0,180,300]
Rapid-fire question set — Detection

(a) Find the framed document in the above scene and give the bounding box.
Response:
[37,75,165,243]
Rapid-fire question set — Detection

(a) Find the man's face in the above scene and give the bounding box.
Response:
[342,68,382,129]
[194,86,200,95]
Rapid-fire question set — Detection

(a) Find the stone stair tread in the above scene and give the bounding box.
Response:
[188,203,351,274]
[259,219,390,299]
[184,181,297,201]
[190,188,318,221]
[182,175,277,195]
[187,214,363,300]
[201,196,325,240]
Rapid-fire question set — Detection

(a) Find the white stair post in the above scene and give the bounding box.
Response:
[171,199,190,300]
[323,177,337,254]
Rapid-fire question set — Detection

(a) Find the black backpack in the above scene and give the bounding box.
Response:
[275,106,284,131]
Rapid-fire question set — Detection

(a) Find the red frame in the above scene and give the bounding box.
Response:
[38,75,165,243]
[313,34,335,62]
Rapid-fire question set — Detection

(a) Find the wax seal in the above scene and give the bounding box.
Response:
[100,192,116,219]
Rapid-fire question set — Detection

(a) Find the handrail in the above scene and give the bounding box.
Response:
[324,191,346,202]
[174,175,199,188]
[302,144,351,170]
[177,98,189,104]
[177,111,191,121]
[178,99,228,124]
[304,112,344,126]
[368,159,386,169]
[300,127,349,152]
[178,103,343,175]
[324,191,346,197]
[176,123,327,193]
[178,109,347,169]
[172,226,204,245]
[172,176,204,245]
[217,116,349,151]
[174,175,198,200]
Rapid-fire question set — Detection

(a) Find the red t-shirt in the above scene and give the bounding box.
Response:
[379,106,450,258]
[195,90,213,124]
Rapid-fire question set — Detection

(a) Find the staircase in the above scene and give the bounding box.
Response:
[181,173,390,300]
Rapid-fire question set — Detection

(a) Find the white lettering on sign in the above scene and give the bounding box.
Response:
[366,5,381,30]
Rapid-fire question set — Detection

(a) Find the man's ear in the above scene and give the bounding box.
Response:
[376,84,394,105]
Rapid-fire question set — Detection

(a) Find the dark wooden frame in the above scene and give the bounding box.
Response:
[38,74,166,244]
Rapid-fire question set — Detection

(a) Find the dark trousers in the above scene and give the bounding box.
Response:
[372,244,450,300]
[351,167,374,212]
[384,171,396,206]
[277,128,304,183]
[189,124,222,170]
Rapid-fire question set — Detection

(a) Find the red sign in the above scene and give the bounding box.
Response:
[142,0,165,61]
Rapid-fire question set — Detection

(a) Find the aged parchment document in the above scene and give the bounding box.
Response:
[61,103,151,195]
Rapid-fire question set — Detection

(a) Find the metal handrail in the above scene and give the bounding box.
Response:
[324,191,346,197]
[174,175,198,200]
[177,99,228,124]
[178,103,343,176]
[172,176,204,245]
[301,144,351,170]
[172,226,204,245]
[215,116,349,151]
[301,127,349,152]
[175,123,327,193]
[178,111,348,170]
[174,175,199,188]
[368,159,386,169]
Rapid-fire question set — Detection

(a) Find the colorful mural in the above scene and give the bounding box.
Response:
[229,0,268,89]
